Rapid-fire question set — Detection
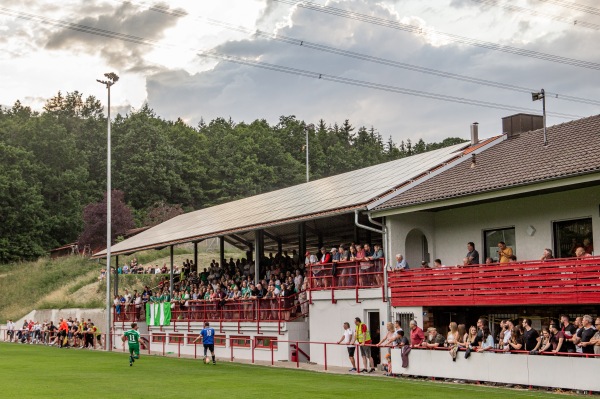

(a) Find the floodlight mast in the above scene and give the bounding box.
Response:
[96,72,119,352]
[531,89,547,146]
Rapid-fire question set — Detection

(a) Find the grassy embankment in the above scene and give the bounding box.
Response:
[0,246,243,321]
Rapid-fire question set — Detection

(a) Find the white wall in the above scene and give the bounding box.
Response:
[388,186,600,266]
[391,348,600,391]
[308,289,389,368]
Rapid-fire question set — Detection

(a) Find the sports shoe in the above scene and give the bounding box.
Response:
[129,355,133,366]
[361,369,367,373]
[369,368,375,373]
[212,361,216,365]
[349,368,357,372]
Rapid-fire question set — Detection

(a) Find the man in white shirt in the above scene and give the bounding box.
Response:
[337,322,357,372]
[7,319,16,342]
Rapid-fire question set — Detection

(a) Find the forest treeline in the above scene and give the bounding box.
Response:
[0,91,465,262]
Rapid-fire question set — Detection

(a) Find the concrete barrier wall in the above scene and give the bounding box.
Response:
[391,348,600,392]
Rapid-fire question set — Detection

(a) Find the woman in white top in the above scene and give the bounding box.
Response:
[377,322,397,353]
[447,322,459,345]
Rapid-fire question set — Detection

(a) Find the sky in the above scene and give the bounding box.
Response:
[0,0,599,143]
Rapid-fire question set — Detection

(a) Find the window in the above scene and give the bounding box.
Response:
[214,335,226,347]
[255,336,278,349]
[230,336,250,347]
[169,334,184,344]
[483,227,516,261]
[395,312,414,331]
[553,218,593,258]
[152,334,166,343]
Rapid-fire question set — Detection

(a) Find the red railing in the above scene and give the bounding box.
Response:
[307,259,385,303]
[389,256,600,307]
[113,292,309,332]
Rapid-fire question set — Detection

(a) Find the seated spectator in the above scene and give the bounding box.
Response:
[485,257,494,264]
[394,254,408,270]
[447,322,459,346]
[575,247,592,258]
[433,259,444,268]
[583,238,593,255]
[421,327,445,348]
[476,326,494,352]
[465,242,480,265]
[421,261,430,268]
[540,248,553,261]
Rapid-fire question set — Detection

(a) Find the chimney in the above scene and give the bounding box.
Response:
[502,113,543,139]
[470,122,479,146]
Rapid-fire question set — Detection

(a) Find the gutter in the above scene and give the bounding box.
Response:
[354,209,392,324]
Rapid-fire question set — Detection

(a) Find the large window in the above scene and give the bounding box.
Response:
[483,227,516,262]
[553,218,593,258]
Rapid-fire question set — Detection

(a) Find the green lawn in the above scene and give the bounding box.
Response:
[0,343,553,398]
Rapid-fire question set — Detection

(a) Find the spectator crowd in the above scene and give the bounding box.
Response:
[5,317,104,349]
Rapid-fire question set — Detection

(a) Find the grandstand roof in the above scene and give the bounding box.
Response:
[95,142,475,257]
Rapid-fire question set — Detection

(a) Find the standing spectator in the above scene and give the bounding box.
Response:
[376,322,396,350]
[409,320,425,347]
[576,315,596,354]
[532,326,553,354]
[522,319,540,351]
[582,238,593,255]
[476,326,495,352]
[502,320,514,351]
[592,318,600,355]
[548,322,565,353]
[337,322,356,372]
[353,317,375,373]
[505,325,523,352]
[447,322,459,346]
[6,319,15,342]
[465,242,480,265]
[573,316,584,353]
[559,314,577,353]
[497,241,513,263]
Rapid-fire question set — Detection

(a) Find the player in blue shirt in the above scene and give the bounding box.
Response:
[193,321,216,365]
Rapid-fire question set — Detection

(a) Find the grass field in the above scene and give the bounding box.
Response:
[0,343,555,399]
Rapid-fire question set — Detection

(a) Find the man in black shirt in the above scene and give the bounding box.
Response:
[560,314,578,353]
[576,315,597,354]
[522,318,540,351]
[465,242,480,265]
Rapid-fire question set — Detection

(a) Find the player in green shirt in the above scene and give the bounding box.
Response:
[122,322,141,366]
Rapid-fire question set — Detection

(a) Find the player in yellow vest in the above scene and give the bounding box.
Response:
[353,317,375,373]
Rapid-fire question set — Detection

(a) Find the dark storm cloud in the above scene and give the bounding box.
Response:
[45,1,186,72]
[145,0,600,142]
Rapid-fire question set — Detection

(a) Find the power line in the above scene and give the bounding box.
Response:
[535,0,600,17]
[131,0,600,107]
[272,0,600,70]
[0,6,584,119]
[471,0,600,30]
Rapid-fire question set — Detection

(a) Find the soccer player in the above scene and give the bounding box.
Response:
[122,322,141,366]
[194,322,216,365]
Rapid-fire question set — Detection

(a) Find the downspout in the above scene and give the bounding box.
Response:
[355,210,392,323]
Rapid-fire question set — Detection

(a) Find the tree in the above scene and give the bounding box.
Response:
[79,190,135,251]
[0,143,48,262]
[144,201,184,227]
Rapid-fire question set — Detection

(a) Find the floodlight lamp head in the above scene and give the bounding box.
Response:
[531,91,544,102]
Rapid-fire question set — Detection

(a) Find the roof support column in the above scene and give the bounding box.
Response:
[193,242,198,274]
[254,230,264,284]
[169,245,174,300]
[298,222,306,268]
[114,255,119,297]
[219,237,225,268]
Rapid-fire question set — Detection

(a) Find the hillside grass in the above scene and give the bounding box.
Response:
[0,247,244,321]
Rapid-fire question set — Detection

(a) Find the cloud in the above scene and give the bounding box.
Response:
[45,2,186,72]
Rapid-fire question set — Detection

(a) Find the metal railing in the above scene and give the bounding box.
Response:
[389,256,600,306]
[307,259,385,303]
